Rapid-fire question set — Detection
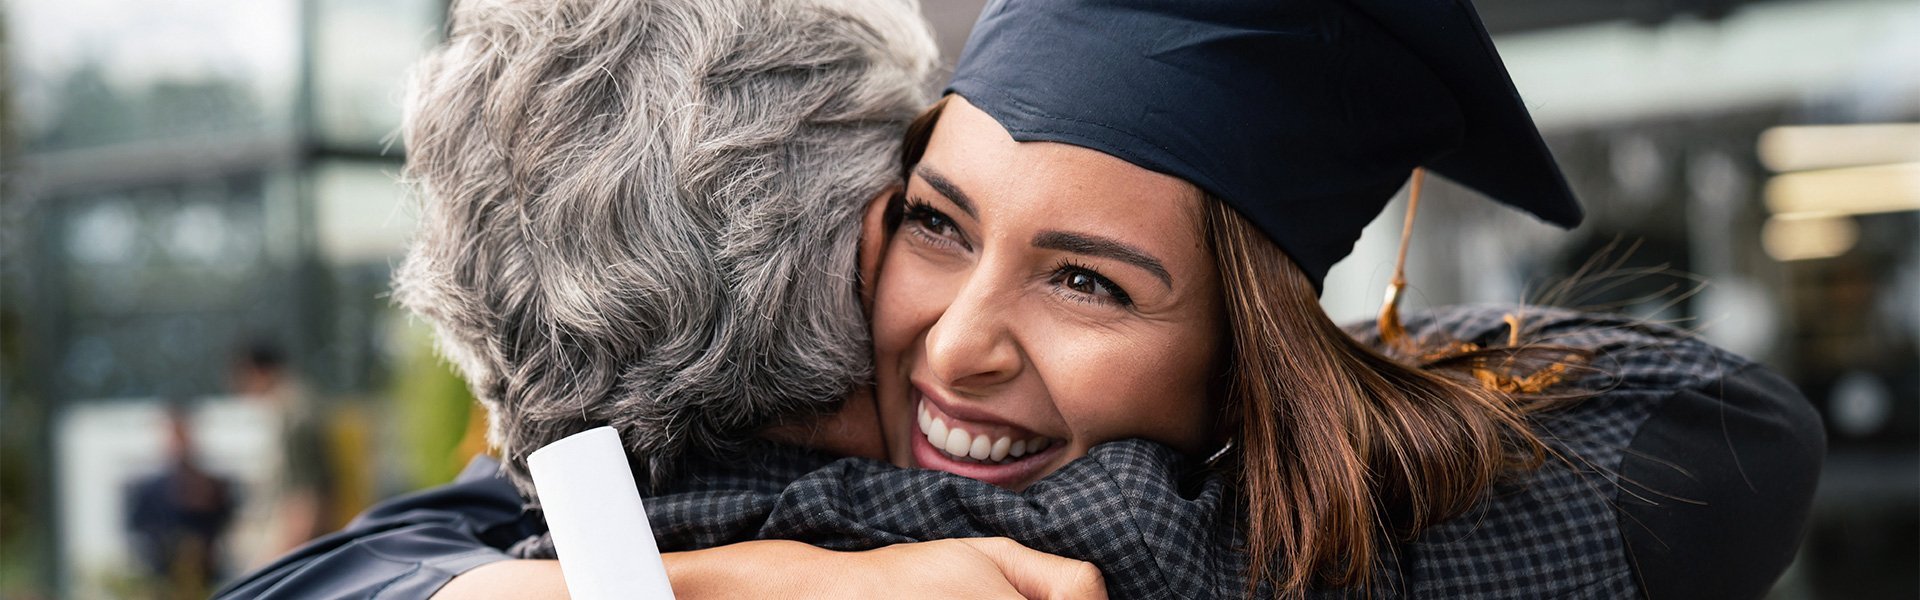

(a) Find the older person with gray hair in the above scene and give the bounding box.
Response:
[397,0,929,498]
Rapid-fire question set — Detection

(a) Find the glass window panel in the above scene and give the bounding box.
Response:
[310,0,442,149]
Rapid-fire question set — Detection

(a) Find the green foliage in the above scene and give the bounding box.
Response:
[389,322,480,490]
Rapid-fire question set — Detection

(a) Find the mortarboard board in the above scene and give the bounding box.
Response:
[947,0,1583,290]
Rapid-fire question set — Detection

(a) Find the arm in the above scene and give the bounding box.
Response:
[433,539,1107,600]
[428,561,565,600]
[219,454,1108,600]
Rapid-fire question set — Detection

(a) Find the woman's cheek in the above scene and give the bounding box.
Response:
[871,248,924,349]
[876,254,964,350]
[1022,322,1128,445]
[869,261,926,467]
[1043,327,1215,454]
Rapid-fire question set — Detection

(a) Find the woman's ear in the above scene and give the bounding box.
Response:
[857,185,900,313]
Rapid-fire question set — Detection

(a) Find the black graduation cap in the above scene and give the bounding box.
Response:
[947,0,1583,290]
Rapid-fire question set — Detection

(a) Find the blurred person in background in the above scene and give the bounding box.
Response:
[229,340,335,554]
[123,403,239,599]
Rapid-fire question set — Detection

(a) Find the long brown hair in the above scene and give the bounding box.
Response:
[901,97,1587,597]
[1207,200,1593,595]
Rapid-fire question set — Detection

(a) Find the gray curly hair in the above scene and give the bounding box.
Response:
[395,0,937,501]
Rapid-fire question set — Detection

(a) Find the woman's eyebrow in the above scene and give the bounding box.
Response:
[912,165,977,218]
[1032,230,1173,289]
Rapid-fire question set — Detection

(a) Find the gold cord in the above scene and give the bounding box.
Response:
[1377,168,1425,354]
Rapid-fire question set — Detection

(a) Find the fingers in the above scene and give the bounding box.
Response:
[957,537,1109,600]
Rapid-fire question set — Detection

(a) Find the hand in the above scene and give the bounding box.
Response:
[670,538,1108,600]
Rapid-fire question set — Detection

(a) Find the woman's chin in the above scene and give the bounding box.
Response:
[909,425,1067,491]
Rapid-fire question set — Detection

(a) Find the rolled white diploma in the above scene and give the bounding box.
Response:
[527,426,677,600]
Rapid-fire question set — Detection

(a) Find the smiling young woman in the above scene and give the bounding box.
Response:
[876,95,1590,593]
[873,97,1225,491]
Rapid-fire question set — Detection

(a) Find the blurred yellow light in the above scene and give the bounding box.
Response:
[1762,213,1859,262]
[1758,124,1920,172]
[1764,162,1920,217]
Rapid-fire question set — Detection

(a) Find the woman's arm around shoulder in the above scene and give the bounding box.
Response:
[434,538,1108,600]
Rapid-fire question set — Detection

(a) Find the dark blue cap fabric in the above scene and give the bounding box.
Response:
[947,0,1583,289]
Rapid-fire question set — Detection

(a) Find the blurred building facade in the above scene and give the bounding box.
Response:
[2,0,1915,598]
[5,0,467,597]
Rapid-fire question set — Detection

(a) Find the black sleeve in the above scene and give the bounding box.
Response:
[213,457,540,600]
[1616,363,1827,600]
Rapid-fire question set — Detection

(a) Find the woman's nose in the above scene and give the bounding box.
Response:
[923,276,1022,392]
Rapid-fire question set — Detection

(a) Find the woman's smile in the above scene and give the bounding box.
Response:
[910,388,1066,488]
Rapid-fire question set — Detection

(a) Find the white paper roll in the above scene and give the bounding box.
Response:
[528,426,676,600]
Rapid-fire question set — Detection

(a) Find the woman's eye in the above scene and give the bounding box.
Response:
[1052,265,1132,307]
[900,201,967,249]
[916,210,954,235]
[1063,272,1100,294]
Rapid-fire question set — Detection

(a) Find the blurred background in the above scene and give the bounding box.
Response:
[1,0,1914,597]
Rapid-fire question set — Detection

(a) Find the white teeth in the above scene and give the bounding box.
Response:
[927,417,948,448]
[916,400,1060,464]
[968,435,992,460]
[945,427,972,457]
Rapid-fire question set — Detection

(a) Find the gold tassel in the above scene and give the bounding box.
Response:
[1376,170,1576,395]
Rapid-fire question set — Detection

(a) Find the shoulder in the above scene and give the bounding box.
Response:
[1352,305,1825,597]
[214,456,534,600]
[1613,361,1825,598]
[1355,303,1750,390]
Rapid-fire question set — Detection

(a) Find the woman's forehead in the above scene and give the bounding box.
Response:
[919,97,1206,228]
